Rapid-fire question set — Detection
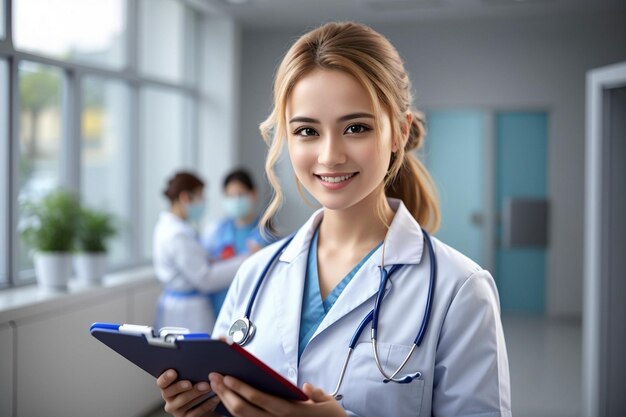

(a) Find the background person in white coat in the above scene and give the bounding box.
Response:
[156,22,511,417]
[153,171,248,333]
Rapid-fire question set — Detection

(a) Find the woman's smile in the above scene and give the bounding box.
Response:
[315,172,359,189]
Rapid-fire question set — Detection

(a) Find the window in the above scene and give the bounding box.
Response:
[0,60,8,285]
[139,0,196,83]
[18,62,63,275]
[81,77,132,266]
[140,86,193,259]
[3,0,205,287]
[14,0,126,69]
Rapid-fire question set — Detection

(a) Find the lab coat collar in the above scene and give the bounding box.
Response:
[159,211,197,238]
[273,199,425,361]
[381,198,425,266]
[279,198,424,266]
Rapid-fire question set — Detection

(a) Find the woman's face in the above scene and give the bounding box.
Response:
[286,69,396,212]
[223,180,256,219]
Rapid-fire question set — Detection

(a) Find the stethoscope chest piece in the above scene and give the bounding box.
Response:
[228,317,255,346]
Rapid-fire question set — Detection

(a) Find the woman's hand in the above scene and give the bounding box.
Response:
[209,372,348,417]
[157,369,221,417]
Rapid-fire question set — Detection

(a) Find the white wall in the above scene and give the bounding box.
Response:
[0,273,163,417]
[238,12,626,318]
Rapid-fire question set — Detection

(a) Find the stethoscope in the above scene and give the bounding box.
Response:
[228,227,437,400]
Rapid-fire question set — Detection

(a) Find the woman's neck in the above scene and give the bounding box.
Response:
[318,192,394,251]
[170,202,186,220]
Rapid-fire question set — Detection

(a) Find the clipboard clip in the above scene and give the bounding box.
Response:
[118,324,190,349]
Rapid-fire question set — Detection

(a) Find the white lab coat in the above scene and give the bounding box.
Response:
[153,211,245,333]
[213,199,511,417]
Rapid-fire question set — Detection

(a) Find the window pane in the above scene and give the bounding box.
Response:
[18,62,63,273]
[140,0,193,83]
[81,76,131,267]
[14,0,126,69]
[0,60,8,284]
[140,87,193,259]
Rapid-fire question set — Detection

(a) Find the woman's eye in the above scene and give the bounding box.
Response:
[294,127,318,137]
[345,124,370,134]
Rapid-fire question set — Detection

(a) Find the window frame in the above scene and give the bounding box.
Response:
[0,0,207,287]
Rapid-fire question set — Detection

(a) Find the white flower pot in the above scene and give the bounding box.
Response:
[34,252,72,290]
[74,252,108,285]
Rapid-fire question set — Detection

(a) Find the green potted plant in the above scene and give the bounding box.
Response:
[74,207,117,285]
[20,189,80,290]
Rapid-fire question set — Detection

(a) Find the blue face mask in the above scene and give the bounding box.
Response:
[186,200,205,222]
[223,196,253,220]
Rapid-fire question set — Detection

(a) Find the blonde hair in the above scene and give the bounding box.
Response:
[260,21,440,234]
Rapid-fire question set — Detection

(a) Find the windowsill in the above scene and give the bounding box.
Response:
[0,266,160,324]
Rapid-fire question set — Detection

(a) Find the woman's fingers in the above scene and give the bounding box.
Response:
[302,383,330,403]
[210,373,270,417]
[184,393,222,417]
[161,379,194,401]
[157,369,179,390]
[165,382,213,412]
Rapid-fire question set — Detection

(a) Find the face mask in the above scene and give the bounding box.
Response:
[186,200,205,222]
[223,196,252,220]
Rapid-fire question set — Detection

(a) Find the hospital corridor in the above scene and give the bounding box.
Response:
[1,0,625,416]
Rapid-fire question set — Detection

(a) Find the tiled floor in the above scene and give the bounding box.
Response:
[502,314,582,417]
[148,315,582,417]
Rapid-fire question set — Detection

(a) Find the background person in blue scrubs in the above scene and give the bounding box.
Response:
[202,168,273,317]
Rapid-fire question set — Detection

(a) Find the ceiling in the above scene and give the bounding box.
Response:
[195,0,626,29]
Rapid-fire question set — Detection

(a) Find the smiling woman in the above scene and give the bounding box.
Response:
[156,21,511,417]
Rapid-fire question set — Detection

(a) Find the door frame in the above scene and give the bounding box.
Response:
[583,61,626,417]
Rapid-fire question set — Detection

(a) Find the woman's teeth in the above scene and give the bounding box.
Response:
[319,174,355,183]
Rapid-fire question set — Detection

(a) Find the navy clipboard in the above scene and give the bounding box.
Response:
[90,323,307,416]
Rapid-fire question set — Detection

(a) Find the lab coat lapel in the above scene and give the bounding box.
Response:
[309,258,389,341]
[269,256,306,367]
[306,199,423,343]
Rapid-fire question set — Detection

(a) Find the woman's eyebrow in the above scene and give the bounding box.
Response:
[337,112,375,122]
[289,116,319,124]
[289,112,375,124]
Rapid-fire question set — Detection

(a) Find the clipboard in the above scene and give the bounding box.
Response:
[90,322,307,416]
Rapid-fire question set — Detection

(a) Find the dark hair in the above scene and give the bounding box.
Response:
[223,168,255,192]
[163,171,204,203]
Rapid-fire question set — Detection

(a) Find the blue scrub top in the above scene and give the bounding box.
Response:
[298,228,382,360]
[203,216,272,316]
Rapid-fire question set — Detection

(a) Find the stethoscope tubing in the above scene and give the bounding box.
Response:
[244,233,296,318]
[233,228,437,397]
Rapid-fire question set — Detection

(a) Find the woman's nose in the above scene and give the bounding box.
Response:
[317,135,347,167]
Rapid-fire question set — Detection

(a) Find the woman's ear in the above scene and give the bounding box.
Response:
[394,113,413,152]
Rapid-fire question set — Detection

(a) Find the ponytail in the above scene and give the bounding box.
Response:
[385,111,440,233]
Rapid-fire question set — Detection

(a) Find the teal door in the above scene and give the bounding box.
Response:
[425,110,485,266]
[425,109,548,313]
[496,112,548,313]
